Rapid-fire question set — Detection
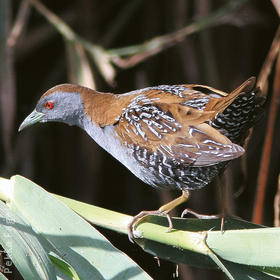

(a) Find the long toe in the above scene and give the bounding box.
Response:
[181,208,221,219]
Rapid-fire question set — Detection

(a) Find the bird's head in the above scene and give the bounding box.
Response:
[19,84,86,131]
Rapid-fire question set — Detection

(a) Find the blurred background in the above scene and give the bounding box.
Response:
[1,0,280,279]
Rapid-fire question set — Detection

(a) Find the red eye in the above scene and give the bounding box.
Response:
[45,102,54,109]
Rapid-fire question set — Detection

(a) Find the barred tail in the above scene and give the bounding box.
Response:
[211,81,265,145]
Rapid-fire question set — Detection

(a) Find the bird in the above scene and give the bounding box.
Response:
[19,77,264,240]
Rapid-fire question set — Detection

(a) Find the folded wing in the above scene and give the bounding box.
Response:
[116,87,245,167]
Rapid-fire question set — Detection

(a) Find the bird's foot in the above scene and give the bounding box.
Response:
[128,191,189,242]
[127,210,173,243]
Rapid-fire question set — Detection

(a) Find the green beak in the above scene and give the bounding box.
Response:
[18,110,45,132]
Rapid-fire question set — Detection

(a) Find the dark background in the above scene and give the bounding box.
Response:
[1,0,280,279]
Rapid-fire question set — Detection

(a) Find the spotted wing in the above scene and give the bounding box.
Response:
[116,91,244,167]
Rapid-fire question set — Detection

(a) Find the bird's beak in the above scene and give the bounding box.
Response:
[18,110,45,132]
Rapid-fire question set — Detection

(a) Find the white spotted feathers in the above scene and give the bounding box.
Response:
[116,80,254,169]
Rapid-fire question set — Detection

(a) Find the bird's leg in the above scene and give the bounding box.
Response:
[128,190,189,242]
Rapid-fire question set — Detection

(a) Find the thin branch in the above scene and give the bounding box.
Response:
[253,49,280,224]
[28,0,248,79]
[7,0,30,47]
[16,10,76,60]
[65,40,96,88]
[27,0,77,41]
[274,174,280,227]
[27,0,116,85]
[257,25,280,95]
[252,25,280,224]
[109,0,248,68]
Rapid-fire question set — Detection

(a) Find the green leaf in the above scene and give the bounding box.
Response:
[216,258,278,280]
[0,200,56,279]
[5,175,152,280]
[49,253,80,280]
[207,227,280,266]
[252,266,280,279]
[0,272,9,280]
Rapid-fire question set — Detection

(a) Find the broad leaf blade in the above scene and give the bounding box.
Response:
[0,200,56,280]
[9,175,151,280]
[207,227,280,266]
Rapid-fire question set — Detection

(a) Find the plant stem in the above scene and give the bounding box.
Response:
[55,194,210,255]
